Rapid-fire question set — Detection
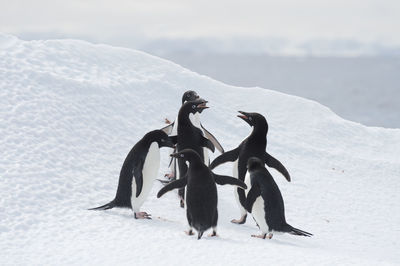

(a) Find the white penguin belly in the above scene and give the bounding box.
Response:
[131,142,160,213]
[243,169,269,233]
[233,159,248,216]
[251,197,269,234]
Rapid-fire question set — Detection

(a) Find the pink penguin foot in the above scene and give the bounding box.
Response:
[134,212,152,219]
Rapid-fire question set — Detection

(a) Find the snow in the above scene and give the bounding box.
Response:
[1,33,400,265]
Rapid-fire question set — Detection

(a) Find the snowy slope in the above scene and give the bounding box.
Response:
[1,33,399,265]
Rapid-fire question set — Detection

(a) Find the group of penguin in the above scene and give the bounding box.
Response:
[90,90,312,240]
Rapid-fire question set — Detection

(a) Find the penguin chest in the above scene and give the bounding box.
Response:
[244,174,269,234]
[131,142,160,211]
[251,197,269,234]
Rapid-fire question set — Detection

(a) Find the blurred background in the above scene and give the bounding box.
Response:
[1,0,399,127]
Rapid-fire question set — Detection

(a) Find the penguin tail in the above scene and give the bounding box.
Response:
[197,231,204,240]
[285,224,313,237]
[88,200,117,211]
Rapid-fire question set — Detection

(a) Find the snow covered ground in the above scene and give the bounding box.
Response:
[1,34,400,265]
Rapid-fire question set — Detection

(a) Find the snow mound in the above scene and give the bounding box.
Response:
[1,35,399,265]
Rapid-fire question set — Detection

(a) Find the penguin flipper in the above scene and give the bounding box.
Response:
[264,152,291,182]
[209,147,240,169]
[161,122,175,135]
[245,185,261,213]
[201,136,215,153]
[157,176,187,198]
[133,158,145,197]
[200,124,224,153]
[213,173,247,190]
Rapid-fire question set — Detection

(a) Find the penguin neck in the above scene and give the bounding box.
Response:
[185,153,204,168]
[249,124,267,144]
[189,112,201,127]
[142,134,159,148]
[178,110,193,127]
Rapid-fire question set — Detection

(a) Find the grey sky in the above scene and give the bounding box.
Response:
[1,0,400,54]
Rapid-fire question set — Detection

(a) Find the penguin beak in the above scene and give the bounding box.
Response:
[170,152,181,158]
[197,100,209,110]
[237,111,248,120]
[237,111,252,126]
[196,100,209,113]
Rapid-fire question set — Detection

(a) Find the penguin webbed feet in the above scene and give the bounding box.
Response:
[231,214,247,224]
[251,233,273,239]
[208,229,218,237]
[185,229,194,236]
[134,212,152,219]
[164,172,175,179]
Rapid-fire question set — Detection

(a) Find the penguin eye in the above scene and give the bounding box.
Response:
[161,139,165,142]
[180,154,184,157]
[192,105,196,109]
[249,117,252,121]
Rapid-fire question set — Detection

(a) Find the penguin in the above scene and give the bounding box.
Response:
[89,130,175,219]
[161,90,224,180]
[157,149,247,239]
[174,99,217,207]
[210,111,291,224]
[245,157,312,239]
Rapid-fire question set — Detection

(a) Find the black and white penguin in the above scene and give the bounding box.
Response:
[161,90,224,179]
[157,149,247,239]
[245,157,312,239]
[174,99,217,207]
[210,111,291,224]
[89,130,175,219]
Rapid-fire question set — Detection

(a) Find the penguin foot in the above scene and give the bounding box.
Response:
[165,118,172,124]
[251,233,273,239]
[134,212,152,219]
[251,234,266,239]
[185,229,194,236]
[208,232,218,237]
[164,172,175,179]
[231,214,247,224]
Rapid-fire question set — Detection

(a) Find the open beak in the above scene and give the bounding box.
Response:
[237,111,248,120]
[197,100,209,110]
[170,152,180,158]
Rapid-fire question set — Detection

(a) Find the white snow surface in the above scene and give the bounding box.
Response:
[1,33,400,265]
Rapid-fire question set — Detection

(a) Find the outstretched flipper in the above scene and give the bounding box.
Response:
[264,152,291,182]
[161,122,175,135]
[213,173,247,190]
[133,158,145,197]
[201,124,224,153]
[201,136,215,153]
[210,147,240,169]
[245,184,261,213]
[157,177,188,198]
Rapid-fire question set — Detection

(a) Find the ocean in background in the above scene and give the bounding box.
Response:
[158,53,400,128]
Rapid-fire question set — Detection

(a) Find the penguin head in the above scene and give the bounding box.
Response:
[170,149,202,162]
[237,111,268,129]
[182,90,200,105]
[148,130,175,148]
[181,99,209,115]
[247,157,265,172]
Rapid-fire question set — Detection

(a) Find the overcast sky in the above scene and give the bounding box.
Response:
[1,0,400,54]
